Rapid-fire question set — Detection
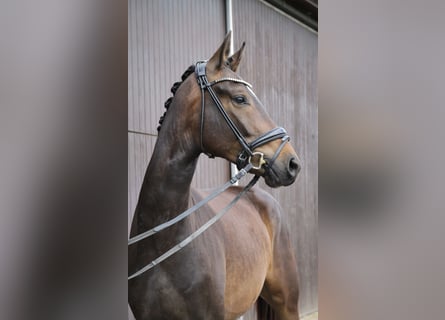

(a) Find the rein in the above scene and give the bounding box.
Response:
[128,163,254,246]
[128,62,290,280]
[128,164,259,280]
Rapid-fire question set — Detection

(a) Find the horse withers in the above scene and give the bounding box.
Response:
[129,32,301,320]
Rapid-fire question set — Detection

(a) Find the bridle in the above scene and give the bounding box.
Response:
[128,62,291,280]
[195,61,290,171]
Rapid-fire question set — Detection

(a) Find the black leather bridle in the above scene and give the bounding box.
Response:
[128,62,293,280]
[195,61,290,171]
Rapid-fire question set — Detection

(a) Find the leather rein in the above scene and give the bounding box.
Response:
[128,61,290,280]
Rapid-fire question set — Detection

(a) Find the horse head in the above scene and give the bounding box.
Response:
[174,32,301,187]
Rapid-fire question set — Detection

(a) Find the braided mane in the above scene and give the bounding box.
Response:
[157,65,196,132]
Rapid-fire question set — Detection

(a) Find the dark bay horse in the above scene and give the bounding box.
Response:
[129,32,301,320]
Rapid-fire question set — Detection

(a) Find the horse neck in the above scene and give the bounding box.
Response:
[135,98,200,229]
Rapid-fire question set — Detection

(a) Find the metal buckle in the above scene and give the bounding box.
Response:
[238,152,248,162]
[195,61,207,77]
[249,152,266,170]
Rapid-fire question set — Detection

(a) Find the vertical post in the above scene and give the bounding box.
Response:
[225,0,240,184]
[225,0,233,46]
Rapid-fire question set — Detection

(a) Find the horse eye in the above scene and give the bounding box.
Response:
[233,96,247,105]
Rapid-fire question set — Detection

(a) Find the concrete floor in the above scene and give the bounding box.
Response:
[301,311,318,320]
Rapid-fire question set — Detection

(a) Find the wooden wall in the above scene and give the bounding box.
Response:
[128,0,317,317]
[128,0,228,233]
[233,1,318,317]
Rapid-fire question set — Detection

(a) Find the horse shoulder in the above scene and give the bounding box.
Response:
[246,186,284,241]
[248,187,300,318]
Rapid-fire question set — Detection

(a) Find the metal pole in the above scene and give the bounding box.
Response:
[225,0,240,184]
[225,0,233,45]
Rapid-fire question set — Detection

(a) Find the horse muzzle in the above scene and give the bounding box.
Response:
[262,153,301,187]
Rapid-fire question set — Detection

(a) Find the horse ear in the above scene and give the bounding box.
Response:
[207,31,232,71]
[227,42,245,72]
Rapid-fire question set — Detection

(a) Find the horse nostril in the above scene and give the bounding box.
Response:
[288,157,301,177]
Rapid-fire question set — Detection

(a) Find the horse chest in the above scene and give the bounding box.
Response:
[134,246,225,317]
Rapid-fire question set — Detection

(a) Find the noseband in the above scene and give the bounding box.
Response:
[195,61,290,171]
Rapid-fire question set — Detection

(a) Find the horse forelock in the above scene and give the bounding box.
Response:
[157,65,196,132]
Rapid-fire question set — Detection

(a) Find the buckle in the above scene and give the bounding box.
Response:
[249,152,266,170]
[195,61,207,77]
